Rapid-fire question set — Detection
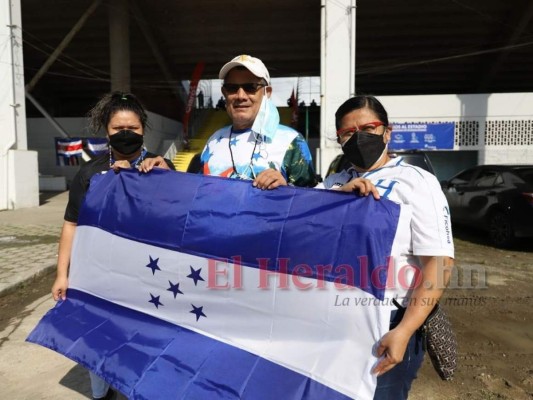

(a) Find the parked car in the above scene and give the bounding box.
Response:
[325,150,436,177]
[440,165,533,247]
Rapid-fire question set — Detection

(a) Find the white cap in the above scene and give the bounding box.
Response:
[219,55,270,84]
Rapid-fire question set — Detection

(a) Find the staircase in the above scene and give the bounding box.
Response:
[172,110,231,171]
[172,151,198,172]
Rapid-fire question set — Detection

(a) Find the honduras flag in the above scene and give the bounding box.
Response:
[27,170,400,400]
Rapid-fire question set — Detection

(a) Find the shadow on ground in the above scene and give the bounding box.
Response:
[39,191,65,206]
[58,364,91,398]
[59,364,128,399]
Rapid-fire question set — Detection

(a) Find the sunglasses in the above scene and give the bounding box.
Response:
[222,82,267,94]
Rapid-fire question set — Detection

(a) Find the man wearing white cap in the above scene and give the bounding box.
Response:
[199,55,317,189]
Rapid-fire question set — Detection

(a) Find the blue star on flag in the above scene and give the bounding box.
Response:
[149,293,163,309]
[216,135,224,143]
[252,152,261,161]
[187,266,205,286]
[229,137,238,146]
[146,256,161,275]
[190,304,206,321]
[167,281,184,298]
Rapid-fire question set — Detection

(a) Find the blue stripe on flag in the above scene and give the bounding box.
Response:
[79,170,399,299]
[27,289,352,400]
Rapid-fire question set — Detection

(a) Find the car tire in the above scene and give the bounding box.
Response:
[488,211,514,248]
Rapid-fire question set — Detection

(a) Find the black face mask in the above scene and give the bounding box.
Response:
[341,131,386,170]
[108,129,144,155]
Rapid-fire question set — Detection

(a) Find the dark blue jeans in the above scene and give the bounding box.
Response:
[373,310,425,400]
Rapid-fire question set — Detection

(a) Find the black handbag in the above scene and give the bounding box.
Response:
[393,299,457,380]
[420,303,457,380]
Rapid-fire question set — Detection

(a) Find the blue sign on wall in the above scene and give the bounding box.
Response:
[389,122,455,150]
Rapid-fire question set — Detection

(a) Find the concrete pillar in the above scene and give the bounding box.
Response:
[318,0,356,176]
[109,0,130,92]
[0,0,38,210]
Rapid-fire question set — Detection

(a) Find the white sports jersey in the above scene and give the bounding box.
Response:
[321,157,454,304]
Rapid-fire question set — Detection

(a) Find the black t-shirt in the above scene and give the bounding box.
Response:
[64,152,175,223]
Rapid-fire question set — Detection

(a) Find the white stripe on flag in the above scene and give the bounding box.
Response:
[70,225,389,400]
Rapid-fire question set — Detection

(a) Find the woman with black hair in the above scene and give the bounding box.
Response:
[322,95,455,399]
[51,91,174,400]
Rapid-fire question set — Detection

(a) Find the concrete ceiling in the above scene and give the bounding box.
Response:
[21,0,533,120]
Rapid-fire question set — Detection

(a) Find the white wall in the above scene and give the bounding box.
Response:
[27,117,91,182]
[7,150,39,209]
[145,111,184,156]
[380,92,533,165]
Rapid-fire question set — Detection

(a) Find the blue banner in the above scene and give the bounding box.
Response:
[389,122,455,150]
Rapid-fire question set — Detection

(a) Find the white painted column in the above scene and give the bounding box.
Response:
[0,0,38,210]
[318,0,356,176]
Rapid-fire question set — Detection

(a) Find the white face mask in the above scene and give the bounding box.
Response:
[251,88,280,140]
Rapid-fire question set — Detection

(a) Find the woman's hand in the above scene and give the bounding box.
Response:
[253,169,287,190]
[139,156,171,173]
[340,178,380,199]
[372,257,454,376]
[372,325,413,376]
[51,275,69,301]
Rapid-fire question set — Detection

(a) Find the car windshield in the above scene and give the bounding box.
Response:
[450,169,477,185]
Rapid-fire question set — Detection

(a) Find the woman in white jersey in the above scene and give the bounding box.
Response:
[321,96,455,399]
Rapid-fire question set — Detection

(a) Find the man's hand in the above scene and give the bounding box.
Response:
[253,169,287,190]
[339,178,380,199]
[139,156,171,173]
